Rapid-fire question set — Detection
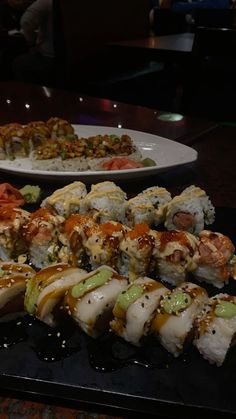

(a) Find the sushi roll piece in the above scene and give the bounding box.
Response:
[194,293,236,366]
[110,277,169,346]
[84,221,127,270]
[164,185,215,235]
[64,265,128,337]
[137,186,172,226]
[80,181,127,223]
[192,230,235,289]
[117,224,155,282]
[41,181,87,218]
[0,206,30,260]
[46,117,75,139]
[24,263,87,327]
[22,208,65,269]
[0,261,35,322]
[25,120,51,149]
[0,130,6,159]
[58,214,97,266]
[125,195,156,227]
[151,230,199,286]
[1,122,29,158]
[151,282,208,357]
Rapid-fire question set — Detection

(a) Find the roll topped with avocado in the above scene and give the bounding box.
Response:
[110,277,169,346]
[64,265,128,337]
[194,293,236,366]
[0,262,35,322]
[151,282,208,357]
[24,263,86,327]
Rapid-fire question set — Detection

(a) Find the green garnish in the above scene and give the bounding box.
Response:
[71,268,113,299]
[215,300,236,319]
[141,158,156,167]
[162,292,192,314]
[20,185,41,204]
[0,267,5,277]
[115,284,143,311]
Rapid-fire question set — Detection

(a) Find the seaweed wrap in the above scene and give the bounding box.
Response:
[194,293,236,366]
[25,120,51,149]
[0,261,35,321]
[151,282,208,357]
[64,265,128,337]
[80,181,127,223]
[110,277,169,346]
[46,117,75,139]
[22,208,65,268]
[193,230,235,288]
[151,230,199,286]
[164,185,215,235]
[1,122,29,158]
[117,224,155,282]
[0,206,30,260]
[25,263,87,327]
[41,181,87,218]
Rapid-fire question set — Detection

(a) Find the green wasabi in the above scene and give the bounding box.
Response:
[162,292,192,314]
[215,300,236,319]
[115,284,143,311]
[71,268,113,299]
[141,158,156,167]
[20,185,41,204]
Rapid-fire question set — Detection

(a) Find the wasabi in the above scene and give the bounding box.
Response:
[20,185,41,204]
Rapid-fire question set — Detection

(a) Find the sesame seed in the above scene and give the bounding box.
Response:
[57,332,61,337]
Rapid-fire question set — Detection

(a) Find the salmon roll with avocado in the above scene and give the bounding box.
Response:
[64,266,128,337]
[151,282,208,357]
[193,230,236,289]
[194,294,236,366]
[164,185,215,235]
[0,262,35,322]
[110,277,169,346]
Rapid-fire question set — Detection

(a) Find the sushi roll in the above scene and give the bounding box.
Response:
[192,230,235,289]
[24,263,87,327]
[0,130,6,159]
[0,261,35,322]
[111,277,169,346]
[46,117,75,139]
[151,282,208,357]
[58,214,97,266]
[194,293,236,366]
[0,206,30,260]
[136,186,172,226]
[80,181,127,223]
[125,195,156,227]
[1,122,29,158]
[64,265,128,337]
[117,224,155,282]
[151,230,199,286]
[25,120,51,149]
[41,181,87,218]
[84,221,127,270]
[164,185,215,235]
[22,208,65,269]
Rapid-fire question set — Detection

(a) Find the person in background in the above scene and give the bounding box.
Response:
[11,0,54,85]
[0,0,34,30]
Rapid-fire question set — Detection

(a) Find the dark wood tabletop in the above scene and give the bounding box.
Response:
[0,81,236,418]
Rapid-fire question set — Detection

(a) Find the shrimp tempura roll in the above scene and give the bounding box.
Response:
[194,294,236,366]
[0,206,30,260]
[151,282,208,357]
[64,266,128,337]
[117,224,155,282]
[111,277,169,346]
[152,230,199,286]
[193,230,235,288]
[1,122,29,158]
[0,262,35,321]
[23,208,65,268]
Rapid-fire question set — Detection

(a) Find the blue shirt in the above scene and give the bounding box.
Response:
[172,0,230,12]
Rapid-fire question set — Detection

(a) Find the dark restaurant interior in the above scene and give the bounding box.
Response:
[0,0,236,418]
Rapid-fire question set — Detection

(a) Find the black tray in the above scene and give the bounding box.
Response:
[0,207,236,418]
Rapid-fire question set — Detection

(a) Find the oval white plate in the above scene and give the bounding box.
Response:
[0,125,197,181]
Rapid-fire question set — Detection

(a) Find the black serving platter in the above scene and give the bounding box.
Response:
[0,207,236,418]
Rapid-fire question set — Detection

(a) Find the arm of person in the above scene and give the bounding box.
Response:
[20,0,48,46]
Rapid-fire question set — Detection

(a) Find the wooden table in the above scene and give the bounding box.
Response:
[0,81,236,419]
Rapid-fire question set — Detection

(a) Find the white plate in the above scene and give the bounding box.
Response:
[0,125,197,181]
